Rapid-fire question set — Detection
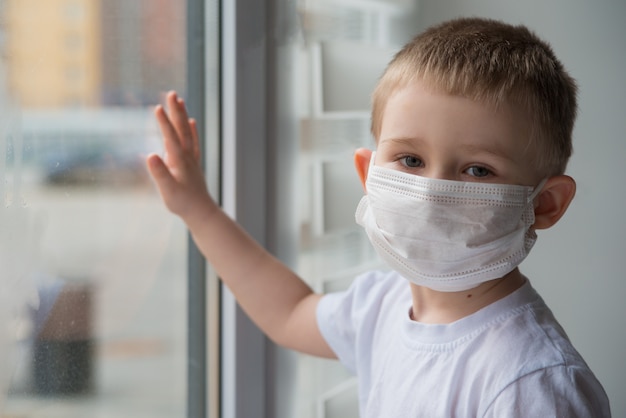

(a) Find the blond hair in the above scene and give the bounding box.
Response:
[371,17,578,176]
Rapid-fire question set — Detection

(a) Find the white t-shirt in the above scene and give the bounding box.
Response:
[316,270,611,417]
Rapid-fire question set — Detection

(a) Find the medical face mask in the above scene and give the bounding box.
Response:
[356,155,545,292]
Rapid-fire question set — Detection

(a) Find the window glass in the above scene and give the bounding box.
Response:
[1,0,188,416]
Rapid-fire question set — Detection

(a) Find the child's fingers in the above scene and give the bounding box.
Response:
[155,104,183,160]
[166,91,194,151]
[189,118,201,162]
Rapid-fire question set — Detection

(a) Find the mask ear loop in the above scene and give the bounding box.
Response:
[364,151,377,186]
[369,151,377,170]
[528,178,548,204]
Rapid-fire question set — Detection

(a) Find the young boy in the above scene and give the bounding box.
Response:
[146,17,611,417]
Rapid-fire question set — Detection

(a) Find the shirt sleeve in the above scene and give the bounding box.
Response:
[483,365,612,418]
[316,270,398,375]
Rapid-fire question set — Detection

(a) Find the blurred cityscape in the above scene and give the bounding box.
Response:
[1,0,187,185]
[0,1,189,416]
[2,0,185,108]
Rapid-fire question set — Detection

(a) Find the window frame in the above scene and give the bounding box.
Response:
[187,0,272,417]
[219,1,271,418]
[186,0,209,417]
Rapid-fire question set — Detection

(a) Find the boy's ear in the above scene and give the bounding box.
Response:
[354,148,373,191]
[533,175,576,230]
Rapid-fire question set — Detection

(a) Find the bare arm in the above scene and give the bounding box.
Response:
[146,91,335,358]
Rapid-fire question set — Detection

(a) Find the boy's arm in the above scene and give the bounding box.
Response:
[146,91,335,358]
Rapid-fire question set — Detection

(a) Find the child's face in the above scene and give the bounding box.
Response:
[375,80,540,187]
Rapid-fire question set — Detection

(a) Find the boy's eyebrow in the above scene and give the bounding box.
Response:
[457,143,519,163]
[379,137,418,146]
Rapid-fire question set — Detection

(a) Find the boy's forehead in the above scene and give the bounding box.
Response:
[378,81,539,168]
[380,81,527,134]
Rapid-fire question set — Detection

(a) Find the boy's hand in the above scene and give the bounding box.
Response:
[146,91,215,220]
[146,92,334,360]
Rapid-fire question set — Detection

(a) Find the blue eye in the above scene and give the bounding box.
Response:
[466,166,491,177]
[402,156,423,168]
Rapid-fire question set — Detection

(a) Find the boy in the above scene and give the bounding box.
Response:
[146,17,610,417]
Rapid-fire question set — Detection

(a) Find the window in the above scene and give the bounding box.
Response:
[1,0,416,415]
[65,33,83,51]
[63,0,85,22]
[0,1,216,416]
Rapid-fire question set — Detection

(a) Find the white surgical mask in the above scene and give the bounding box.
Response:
[356,154,545,292]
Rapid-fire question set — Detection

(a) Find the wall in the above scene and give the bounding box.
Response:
[416,1,626,416]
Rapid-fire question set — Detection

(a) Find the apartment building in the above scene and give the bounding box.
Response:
[2,0,185,108]
[3,0,101,107]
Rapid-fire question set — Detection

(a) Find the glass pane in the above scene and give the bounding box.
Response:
[271,1,420,417]
[1,1,188,416]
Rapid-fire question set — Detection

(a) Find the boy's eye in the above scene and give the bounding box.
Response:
[465,166,491,178]
[401,156,423,168]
